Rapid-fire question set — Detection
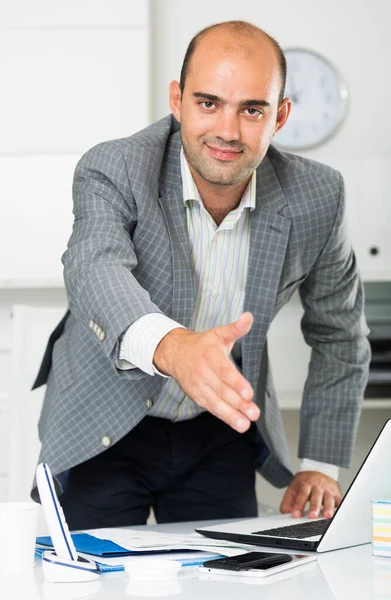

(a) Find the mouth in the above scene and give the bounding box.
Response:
[205,144,243,161]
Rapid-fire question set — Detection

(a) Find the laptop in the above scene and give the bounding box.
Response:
[196,418,391,553]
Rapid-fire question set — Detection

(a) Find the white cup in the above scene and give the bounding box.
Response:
[0,501,40,570]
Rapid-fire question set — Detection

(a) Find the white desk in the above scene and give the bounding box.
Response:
[2,520,391,600]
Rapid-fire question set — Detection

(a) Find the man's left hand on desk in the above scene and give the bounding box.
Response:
[279,471,342,520]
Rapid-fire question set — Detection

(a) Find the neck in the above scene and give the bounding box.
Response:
[189,168,250,225]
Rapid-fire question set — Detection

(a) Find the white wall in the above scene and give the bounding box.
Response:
[0,0,150,287]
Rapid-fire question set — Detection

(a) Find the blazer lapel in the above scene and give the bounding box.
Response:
[242,154,291,399]
[157,134,291,393]
[158,133,195,326]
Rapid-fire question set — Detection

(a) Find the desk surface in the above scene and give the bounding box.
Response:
[2,520,391,600]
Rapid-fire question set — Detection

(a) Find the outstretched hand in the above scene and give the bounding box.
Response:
[153,312,260,433]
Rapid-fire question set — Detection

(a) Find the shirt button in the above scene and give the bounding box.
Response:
[101,435,111,448]
[145,398,153,410]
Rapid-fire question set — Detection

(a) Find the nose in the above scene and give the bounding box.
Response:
[213,108,240,143]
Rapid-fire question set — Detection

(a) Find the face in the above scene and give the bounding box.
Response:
[170,33,291,188]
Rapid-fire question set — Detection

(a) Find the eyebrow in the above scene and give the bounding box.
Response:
[193,91,271,108]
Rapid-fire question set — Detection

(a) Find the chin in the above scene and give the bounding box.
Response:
[197,170,241,186]
[205,165,253,186]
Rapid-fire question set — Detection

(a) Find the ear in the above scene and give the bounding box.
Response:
[169,80,182,122]
[273,98,292,136]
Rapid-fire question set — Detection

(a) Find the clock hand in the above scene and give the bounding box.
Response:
[288,72,300,104]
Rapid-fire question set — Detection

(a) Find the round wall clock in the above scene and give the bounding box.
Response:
[274,48,349,151]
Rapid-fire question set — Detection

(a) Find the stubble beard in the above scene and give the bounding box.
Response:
[181,133,262,187]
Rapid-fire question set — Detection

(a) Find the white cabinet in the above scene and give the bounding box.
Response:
[342,157,391,281]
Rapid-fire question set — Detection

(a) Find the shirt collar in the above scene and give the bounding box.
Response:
[180,147,256,213]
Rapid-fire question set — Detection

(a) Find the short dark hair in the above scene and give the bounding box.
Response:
[179,21,287,105]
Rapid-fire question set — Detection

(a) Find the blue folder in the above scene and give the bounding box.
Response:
[36,532,193,557]
[35,533,224,571]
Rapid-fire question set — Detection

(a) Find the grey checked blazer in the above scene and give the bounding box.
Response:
[32,114,370,498]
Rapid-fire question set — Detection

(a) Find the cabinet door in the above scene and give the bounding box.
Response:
[7,305,66,501]
[343,157,391,281]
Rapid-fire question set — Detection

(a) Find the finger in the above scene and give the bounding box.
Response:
[211,356,254,402]
[208,372,259,420]
[200,384,252,433]
[204,370,259,422]
[280,488,297,514]
[189,348,255,415]
[322,491,338,519]
[216,382,260,421]
[308,488,323,519]
[291,484,311,517]
[218,312,254,347]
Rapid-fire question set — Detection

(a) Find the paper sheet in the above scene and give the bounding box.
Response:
[87,528,255,555]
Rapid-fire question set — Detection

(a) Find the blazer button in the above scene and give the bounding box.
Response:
[99,331,106,341]
[89,320,94,330]
[101,435,111,448]
[145,398,153,410]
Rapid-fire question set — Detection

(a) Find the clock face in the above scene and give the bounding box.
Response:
[274,48,348,151]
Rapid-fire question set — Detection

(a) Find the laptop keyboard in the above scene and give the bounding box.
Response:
[253,518,331,539]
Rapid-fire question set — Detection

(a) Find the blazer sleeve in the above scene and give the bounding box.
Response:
[297,173,371,468]
[62,142,164,363]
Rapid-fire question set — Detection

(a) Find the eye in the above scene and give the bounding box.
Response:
[244,107,262,117]
[200,101,216,110]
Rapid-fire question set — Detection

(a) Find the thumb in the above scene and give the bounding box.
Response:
[218,312,254,347]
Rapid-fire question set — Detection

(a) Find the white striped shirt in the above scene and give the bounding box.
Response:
[118,148,339,479]
[119,148,255,420]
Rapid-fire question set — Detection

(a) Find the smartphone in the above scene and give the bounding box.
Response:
[202,551,291,571]
[199,551,317,578]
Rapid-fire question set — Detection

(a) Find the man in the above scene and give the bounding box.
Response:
[32,21,370,529]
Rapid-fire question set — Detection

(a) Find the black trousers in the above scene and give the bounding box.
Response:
[61,412,261,530]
